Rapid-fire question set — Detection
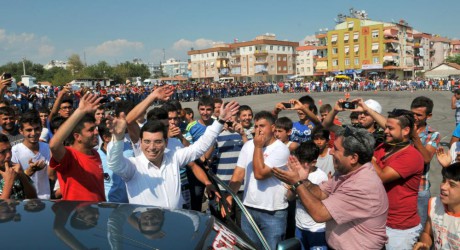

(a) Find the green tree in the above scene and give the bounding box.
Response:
[446,54,460,65]
[82,61,113,78]
[0,60,44,80]
[113,61,150,84]
[67,54,85,76]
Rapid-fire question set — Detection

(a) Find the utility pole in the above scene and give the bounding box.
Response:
[22,57,26,75]
[162,49,166,61]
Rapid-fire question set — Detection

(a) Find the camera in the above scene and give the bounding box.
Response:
[282,102,292,108]
[341,101,357,109]
[2,73,12,80]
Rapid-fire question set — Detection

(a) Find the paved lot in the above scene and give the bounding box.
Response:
[180,89,456,196]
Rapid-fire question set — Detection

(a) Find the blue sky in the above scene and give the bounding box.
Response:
[1,0,459,66]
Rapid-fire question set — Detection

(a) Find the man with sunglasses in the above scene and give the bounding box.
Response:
[273,126,388,249]
[359,104,424,250]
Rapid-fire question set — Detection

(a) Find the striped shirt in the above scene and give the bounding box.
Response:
[216,130,244,191]
[418,125,440,191]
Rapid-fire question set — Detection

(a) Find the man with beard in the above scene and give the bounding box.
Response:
[0,107,24,146]
[11,111,51,199]
[49,93,105,201]
[273,126,388,249]
[322,98,384,148]
[367,107,424,249]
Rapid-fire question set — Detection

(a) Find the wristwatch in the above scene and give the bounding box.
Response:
[217,118,226,124]
[290,180,304,192]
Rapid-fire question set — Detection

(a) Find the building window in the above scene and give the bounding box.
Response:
[283,46,286,51]
[344,33,349,43]
[271,55,274,61]
[278,56,281,61]
[288,66,292,70]
[278,66,281,71]
[271,65,275,70]
[283,56,287,61]
[332,60,338,66]
[373,57,380,64]
[270,45,273,50]
[354,45,359,55]
[372,30,379,38]
[353,32,359,41]
[332,47,338,54]
[249,47,252,51]
[345,46,350,55]
[283,66,287,70]
[372,43,379,53]
[345,58,350,66]
[355,58,359,65]
[307,67,311,72]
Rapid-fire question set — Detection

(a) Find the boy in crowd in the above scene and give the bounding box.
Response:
[38,107,51,142]
[413,163,460,249]
[0,106,24,146]
[285,141,328,250]
[311,127,335,177]
[274,117,299,152]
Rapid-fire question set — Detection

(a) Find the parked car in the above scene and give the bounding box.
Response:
[0,172,300,250]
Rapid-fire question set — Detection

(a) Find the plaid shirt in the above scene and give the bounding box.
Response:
[418,125,440,191]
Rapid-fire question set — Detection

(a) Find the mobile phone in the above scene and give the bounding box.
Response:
[2,73,12,80]
[225,121,233,127]
[282,102,292,108]
[341,101,357,109]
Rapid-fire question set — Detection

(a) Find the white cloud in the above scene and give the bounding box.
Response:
[0,28,55,64]
[172,38,223,51]
[87,39,144,57]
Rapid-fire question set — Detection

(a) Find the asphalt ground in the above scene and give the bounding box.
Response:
[179,89,456,196]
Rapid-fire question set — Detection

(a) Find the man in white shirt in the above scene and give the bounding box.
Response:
[226,111,290,250]
[11,111,51,199]
[107,101,239,209]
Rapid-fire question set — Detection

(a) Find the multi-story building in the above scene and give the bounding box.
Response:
[44,60,68,70]
[451,40,460,56]
[161,58,189,78]
[188,44,232,82]
[296,45,317,78]
[430,36,451,68]
[188,34,298,82]
[314,32,328,77]
[413,32,432,73]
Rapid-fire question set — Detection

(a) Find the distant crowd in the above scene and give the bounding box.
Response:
[1,72,460,249]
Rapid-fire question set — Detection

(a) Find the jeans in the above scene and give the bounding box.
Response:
[241,207,287,250]
[295,228,328,250]
[417,189,431,229]
[386,224,422,250]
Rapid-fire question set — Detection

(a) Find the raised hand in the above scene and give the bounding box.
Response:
[219,101,239,121]
[436,147,452,167]
[253,128,269,148]
[152,85,174,101]
[28,159,47,172]
[287,155,310,181]
[78,92,103,114]
[108,112,127,141]
[0,161,17,185]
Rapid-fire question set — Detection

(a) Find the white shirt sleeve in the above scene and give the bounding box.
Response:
[174,120,223,167]
[107,138,136,181]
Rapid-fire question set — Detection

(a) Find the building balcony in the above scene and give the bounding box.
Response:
[315,69,328,73]
[316,45,327,50]
[406,42,414,46]
[254,61,268,65]
[414,43,421,48]
[385,51,399,56]
[254,50,268,56]
[384,39,400,43]
[316,33,327,39]
[316,56,328,61]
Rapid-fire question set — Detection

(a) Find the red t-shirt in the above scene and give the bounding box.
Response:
[50,146,105,202]
[373,144,423,229]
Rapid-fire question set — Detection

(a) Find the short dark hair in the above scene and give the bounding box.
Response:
[184,108,194,116]
[140,120,168,140]
[294,141,320,163]
[0,106,15,116]
[311,126,330,141]
[299,95,315,111]
[161,103,178,113]
[254,111,275,124]
[197,95,214,109]
[442,162,460,182]
[114,100,135,117]
[68,114,96,145]
[0,134,9,143]
[410,96,434,115]
[97,119,111,139]
[319,104,332,114]
[147,107,168,122]
[50,116,67,134]
[169,100,182,111]
[61,98,73,107]
[37,107,50,115]
[237,105,253,117]
[275,117,293,131]
[18,111,42,129]
[214,98,223,105]
[387,109,415,134]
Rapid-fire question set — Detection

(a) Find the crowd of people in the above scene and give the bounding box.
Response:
[1,72,460,250]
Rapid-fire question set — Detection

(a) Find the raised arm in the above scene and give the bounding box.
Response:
[290,99,321,126]
[49,93,102,162]
[354,98,387,128]
[48,86,71,123]
[0,75,13,102]
[322,99,345,133]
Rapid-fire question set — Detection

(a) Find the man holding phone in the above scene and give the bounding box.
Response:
[0,73,13,103]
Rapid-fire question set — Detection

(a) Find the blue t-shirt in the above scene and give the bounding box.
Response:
[98,148,128,203]
[290,121,315,143]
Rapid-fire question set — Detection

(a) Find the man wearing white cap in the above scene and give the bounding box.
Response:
[322,98,385,148]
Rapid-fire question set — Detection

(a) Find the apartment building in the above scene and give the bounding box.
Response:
[188,34,298,82]
[431,36,451,68]
[161,58,189,77]
[413,32,432,72]
[451,40,460,56]
[296,45,317,78]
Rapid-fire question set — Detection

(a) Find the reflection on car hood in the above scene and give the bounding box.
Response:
[0,199,255,249]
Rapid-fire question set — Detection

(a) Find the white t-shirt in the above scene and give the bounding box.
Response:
[11,142,51,199]
[317,148,335,176]
[295,168,328,231]
[237,139,290,211]
[39,127,50,143]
